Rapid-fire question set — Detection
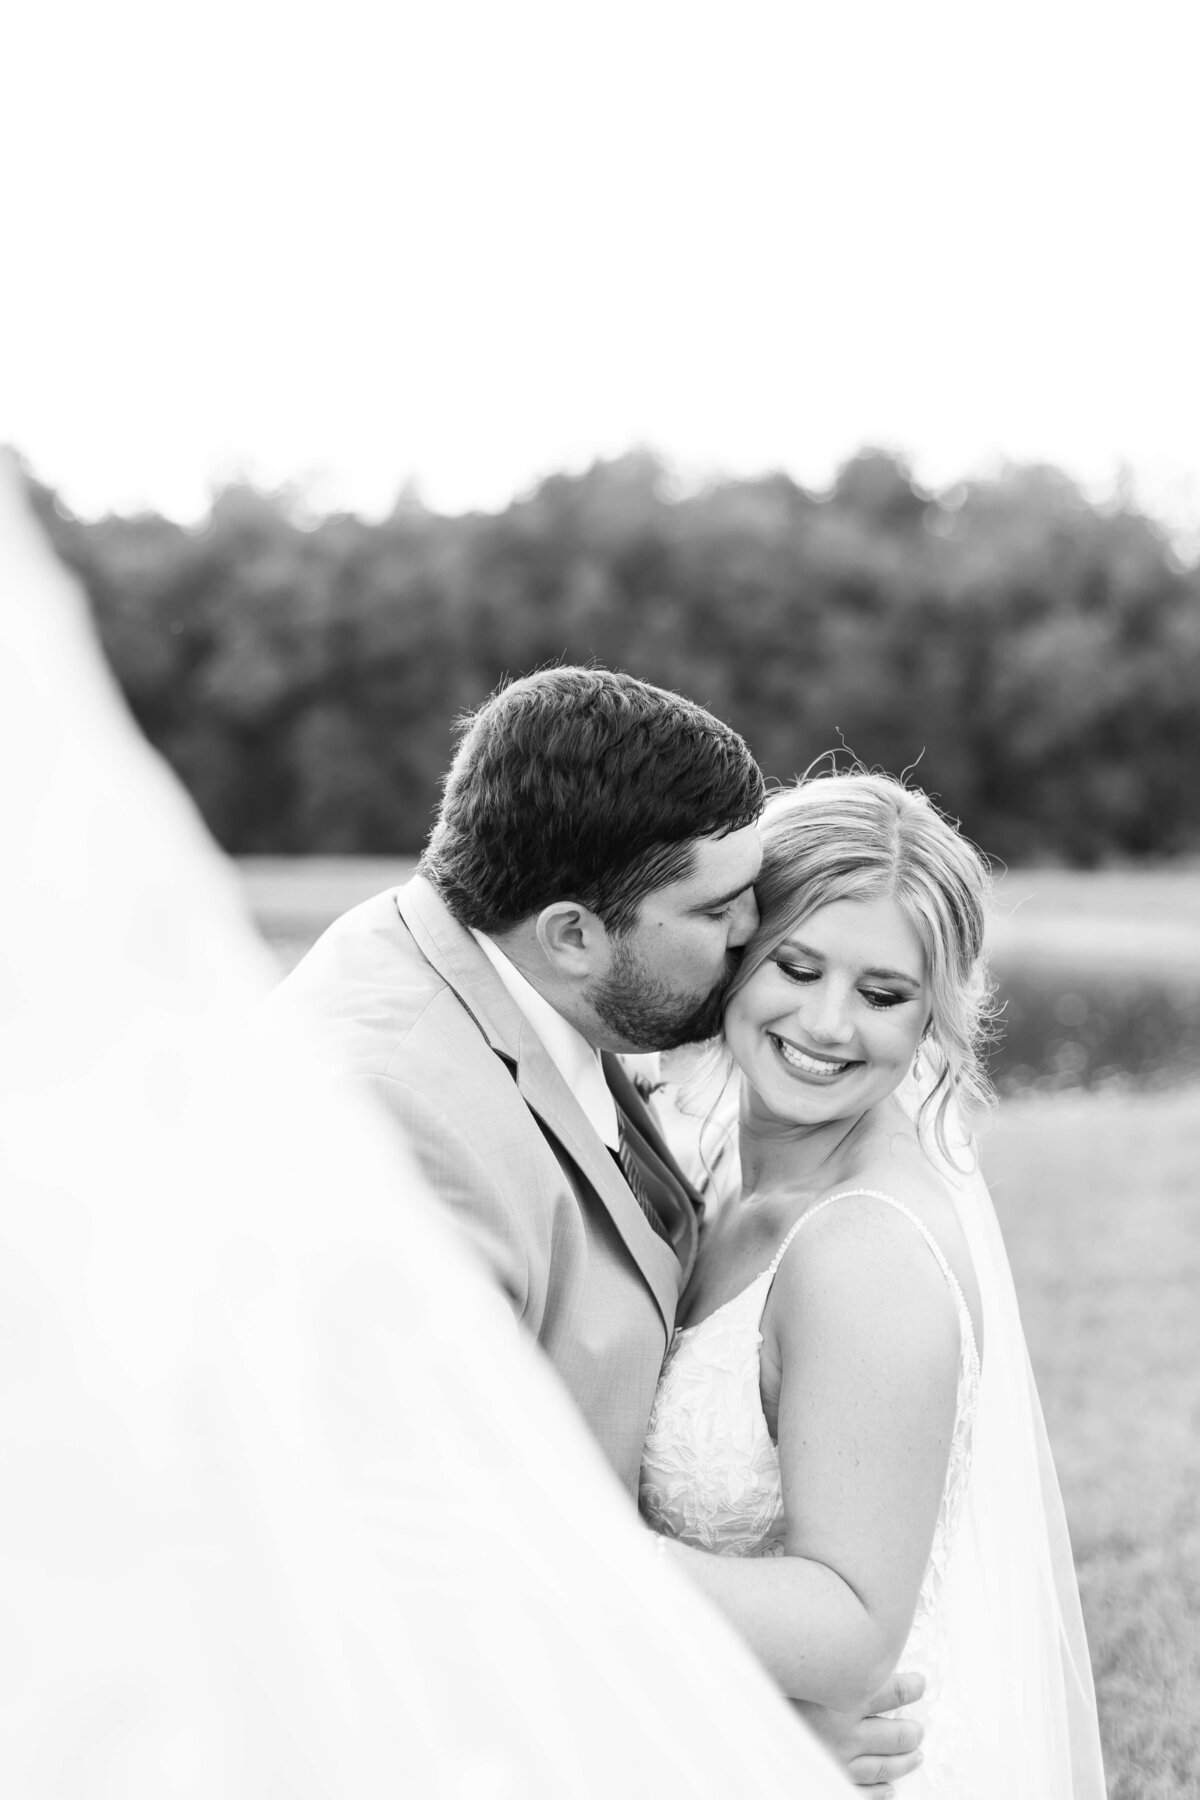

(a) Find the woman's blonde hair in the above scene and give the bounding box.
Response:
[717,767,998,1158]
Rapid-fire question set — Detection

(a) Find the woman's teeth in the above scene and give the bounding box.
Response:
[773,1037,853,1076]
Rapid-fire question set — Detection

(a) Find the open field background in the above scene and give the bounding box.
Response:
[239,857,1200,965]
[242,860,1200,1798]
[985,1089,1200,1799]
[243,857,1200,1097]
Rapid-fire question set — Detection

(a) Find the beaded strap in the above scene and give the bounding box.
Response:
[765,1187,980,1370]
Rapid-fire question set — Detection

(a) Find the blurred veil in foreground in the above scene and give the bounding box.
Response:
[0,460,850,1797]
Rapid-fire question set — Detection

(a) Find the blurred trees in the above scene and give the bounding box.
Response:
[27,450,1200,861]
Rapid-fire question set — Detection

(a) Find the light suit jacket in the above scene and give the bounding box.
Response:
[273,875,704,1496]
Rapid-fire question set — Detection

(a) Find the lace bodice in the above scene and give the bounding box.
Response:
[640,1188,980,1765]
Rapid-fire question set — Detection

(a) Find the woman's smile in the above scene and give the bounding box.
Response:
[724,894,930,1128]
[768,1032,859,1080]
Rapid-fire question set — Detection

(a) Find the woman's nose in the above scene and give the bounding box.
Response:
[803,982,854,1043]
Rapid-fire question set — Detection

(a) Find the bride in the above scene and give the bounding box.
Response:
[640,771,1107,1798]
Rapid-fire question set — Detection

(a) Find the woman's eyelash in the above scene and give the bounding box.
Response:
[706,905,734,922]
[775,961,817,983]
[774,962,908,1010]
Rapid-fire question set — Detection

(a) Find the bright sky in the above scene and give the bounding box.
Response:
[4,0,1198,534]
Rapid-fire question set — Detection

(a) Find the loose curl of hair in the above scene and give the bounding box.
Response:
[684,767,998,1165]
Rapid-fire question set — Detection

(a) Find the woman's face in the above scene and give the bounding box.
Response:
[723,894,930,1129]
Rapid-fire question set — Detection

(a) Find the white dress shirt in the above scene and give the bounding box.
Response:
[470,929,621,1152]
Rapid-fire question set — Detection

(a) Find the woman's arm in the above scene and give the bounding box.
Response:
[664,1197,962,1710]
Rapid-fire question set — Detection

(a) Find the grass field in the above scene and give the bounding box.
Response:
[985,1088,1200,1798]
[991,865,1200,975]
[242,859,1200,1796]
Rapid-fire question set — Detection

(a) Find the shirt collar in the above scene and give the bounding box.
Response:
[470,929,620,1151]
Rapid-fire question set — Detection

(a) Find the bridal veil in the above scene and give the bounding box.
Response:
[936,1149,1107,1798]
[0,463,852,1797]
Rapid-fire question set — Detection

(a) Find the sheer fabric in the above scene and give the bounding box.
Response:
[937,1152,1108,1798]
[0,462,855,1799]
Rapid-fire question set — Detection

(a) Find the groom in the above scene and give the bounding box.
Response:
[275,666,924,1787]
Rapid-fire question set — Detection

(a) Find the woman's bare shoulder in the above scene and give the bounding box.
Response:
[769,1126,983,1354]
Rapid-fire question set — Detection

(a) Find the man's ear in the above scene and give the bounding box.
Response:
[534,902,610,978]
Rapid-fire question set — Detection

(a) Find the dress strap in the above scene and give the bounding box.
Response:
[766,1187,980,1369]
[765,1211,820,1277]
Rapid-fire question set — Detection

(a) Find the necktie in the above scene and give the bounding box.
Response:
[613,1118,670,1243]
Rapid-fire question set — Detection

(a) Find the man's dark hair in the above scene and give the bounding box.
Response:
[419,667,764,934]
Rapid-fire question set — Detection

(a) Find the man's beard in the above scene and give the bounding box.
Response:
[589,940,740,1053]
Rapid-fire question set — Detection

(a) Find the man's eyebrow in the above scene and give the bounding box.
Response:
[690,880,755,913]
[777,938,922,985]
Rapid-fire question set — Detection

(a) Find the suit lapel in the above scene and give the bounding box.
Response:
[513,1051,683,1332]
[393,879,683,1333]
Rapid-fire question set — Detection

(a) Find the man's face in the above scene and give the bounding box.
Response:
[586,824,762,1052]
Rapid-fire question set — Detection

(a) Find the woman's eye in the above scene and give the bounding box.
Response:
[775,961,817,984]
[862,987,906,1009]
[705,905,733,922]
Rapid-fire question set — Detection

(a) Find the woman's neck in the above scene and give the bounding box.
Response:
[736,1099,895,1204]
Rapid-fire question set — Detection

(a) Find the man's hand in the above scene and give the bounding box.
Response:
[791,1671,925,1794]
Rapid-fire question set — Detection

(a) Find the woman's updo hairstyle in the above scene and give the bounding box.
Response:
[727,767,998,1156]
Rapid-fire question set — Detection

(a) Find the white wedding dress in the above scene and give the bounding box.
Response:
[639,1077,1108,1800]
[641,1189,981,1795]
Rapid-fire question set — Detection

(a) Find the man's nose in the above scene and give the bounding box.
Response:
[727,888,759,947]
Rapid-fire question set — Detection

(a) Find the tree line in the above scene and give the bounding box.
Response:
[27,449,1200,864]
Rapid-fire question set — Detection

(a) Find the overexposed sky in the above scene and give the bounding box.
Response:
[4,0,1198,529]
